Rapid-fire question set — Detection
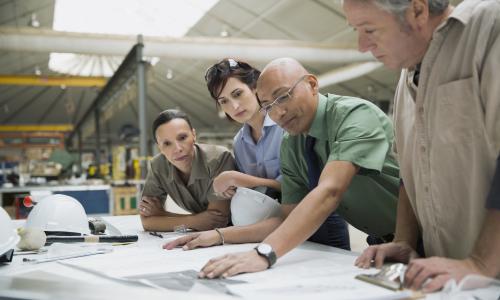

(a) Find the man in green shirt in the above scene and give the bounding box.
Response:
[196,57,401,279]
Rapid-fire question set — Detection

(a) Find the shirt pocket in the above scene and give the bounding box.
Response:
[435,77,484,144]
[264,158,281,179]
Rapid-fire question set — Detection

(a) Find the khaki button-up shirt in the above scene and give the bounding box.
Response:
[142,143,235,213]
[393,0,500,259]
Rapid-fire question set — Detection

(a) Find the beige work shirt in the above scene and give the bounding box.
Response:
[142,143,235,213]
[393,0,500,259]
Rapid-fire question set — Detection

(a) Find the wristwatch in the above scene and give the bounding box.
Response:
[254,243,277,268]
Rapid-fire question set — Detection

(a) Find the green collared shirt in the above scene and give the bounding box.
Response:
[142,143,235,213]
[281,94,399,237]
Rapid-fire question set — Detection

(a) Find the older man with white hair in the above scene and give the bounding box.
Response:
[343,0,500,292]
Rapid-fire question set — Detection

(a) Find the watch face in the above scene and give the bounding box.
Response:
[257,243,272,255]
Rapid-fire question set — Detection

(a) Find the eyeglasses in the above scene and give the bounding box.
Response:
[204,58,239,83]
[259,75,309,113]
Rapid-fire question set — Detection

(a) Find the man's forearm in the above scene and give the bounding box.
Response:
[222,216,285,244]
[263,185,341,257]
[263,161,357,258]
[393,184,420,249]
[469,210,500,277]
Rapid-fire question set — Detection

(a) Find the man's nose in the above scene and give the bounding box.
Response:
[269,104,286,120]
[358,32,374,53]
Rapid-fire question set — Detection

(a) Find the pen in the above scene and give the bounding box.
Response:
[149,232,163,238]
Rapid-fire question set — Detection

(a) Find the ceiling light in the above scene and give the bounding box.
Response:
[28,13,40,28]
[166,69,174,80]
[367,85,375,94]
[220,26,230,38]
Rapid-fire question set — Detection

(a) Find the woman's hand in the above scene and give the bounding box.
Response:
[139,196,167,217]
[163,230,222,250]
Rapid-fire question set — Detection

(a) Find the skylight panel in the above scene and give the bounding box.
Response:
[49,0,218,76]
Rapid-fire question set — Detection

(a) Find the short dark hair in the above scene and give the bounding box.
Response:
[152,109,193,144]
[205,58,261,120]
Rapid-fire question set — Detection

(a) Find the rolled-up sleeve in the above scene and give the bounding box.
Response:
[328,104,391,174]
[206,150,236,202]
[280,139,309,205]
[141,159,167,200]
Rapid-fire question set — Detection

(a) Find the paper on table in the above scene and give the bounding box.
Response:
[227,252,412,300]
[440,274,500,300]
[62,243,257,277]
[62,242,408,299]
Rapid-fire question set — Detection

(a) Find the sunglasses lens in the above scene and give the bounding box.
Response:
[205,66,217,82]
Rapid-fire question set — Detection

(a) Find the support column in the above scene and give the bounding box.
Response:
[136,35,148,179]
[94,107,101,177]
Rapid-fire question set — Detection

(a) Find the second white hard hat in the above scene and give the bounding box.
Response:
[231,187,281,226]
[25,194,90,235]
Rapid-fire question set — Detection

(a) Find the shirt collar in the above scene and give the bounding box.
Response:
[262,113,276,127]
[240,113,277,144]
[435,3,470,33]
[447,2,472,26]
[307,93,327,140]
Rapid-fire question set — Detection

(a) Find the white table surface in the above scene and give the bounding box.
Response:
[0,215,476,300]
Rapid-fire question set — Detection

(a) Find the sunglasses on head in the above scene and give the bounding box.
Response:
[204,58,239,83]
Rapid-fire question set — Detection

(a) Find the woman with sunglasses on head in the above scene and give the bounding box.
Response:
[163,59,349,251]
[140,109,235,232]
[207,58,284,201]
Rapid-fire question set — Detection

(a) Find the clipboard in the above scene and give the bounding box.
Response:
[355,263,405,291]
[355,263,425,299]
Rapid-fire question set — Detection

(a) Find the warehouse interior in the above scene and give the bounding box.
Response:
[3,1,496,299]
[0,0,410,214]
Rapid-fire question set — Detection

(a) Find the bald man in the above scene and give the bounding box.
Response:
[192,58,401,279]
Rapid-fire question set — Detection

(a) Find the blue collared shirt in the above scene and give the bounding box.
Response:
[233,114,284,182]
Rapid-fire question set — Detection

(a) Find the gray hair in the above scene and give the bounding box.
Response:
[373,0,449,21]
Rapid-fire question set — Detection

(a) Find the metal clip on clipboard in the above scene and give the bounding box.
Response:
[356,263,406,291]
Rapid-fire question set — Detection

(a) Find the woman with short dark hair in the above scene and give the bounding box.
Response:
[140,109,235,232]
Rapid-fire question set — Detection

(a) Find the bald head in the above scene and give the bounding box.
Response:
[257,58,308,91]
[256,57,319,135]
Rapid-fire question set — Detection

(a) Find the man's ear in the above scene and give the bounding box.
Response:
[406,0,429,30]
[307,74,319,96]
[192,128,197,141]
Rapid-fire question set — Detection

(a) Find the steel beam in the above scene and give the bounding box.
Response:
[0,75,107,87]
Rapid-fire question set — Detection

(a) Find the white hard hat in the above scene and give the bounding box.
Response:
[25,194,90,235]
[0,207,19,262]
[231,187,281,226]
